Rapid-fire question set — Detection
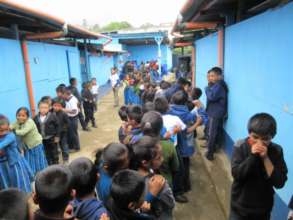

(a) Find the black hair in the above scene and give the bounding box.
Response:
[35,165,73,214]
[41,96,52,103]
[52,97,64,106]
[16,107,30,118]
[171,90,188,105]
[141,111,163,137]
[159,80,171,90]
[69,77,77,85]
[142,102,155,114]
[248,113,277,138]
[191,88,202,100]
[56,85,66,94]
[154,97,169,114]
[38,100,50,107]
[95,143,129,177]
[130,136,160,170]
[65,87,72,95]
[111,169,145,209]
[177,77,189,86]
[118,106,128,122]
[0,114,9,126]
[0,189,29,220]
[127,105,143,124]
[69,157,97,198]
[208,66,223,75]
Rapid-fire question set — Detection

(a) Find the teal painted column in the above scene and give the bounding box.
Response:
[155,36,163,75]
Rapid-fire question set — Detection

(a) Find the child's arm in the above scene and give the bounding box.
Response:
[145,175,165,202]
[157,182,176,209]
[205,83,224,102]
[12,120,34,136]
[187,116,202,133]
[0,133,15,150]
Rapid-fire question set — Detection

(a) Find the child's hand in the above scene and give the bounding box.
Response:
[54,137,60,144]
[164,131,172,140]
[148,175,165,197]
[288,210,293,220]
[251,141,267,156]
[173,125,181,134]
[99,213,110,220]
[140,201,151,212]
[192,100,202,108]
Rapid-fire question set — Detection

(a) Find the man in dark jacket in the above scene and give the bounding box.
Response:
[205,67,228,160]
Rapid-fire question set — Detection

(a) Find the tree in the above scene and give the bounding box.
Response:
[91,24,100,32]
[140,23,155,29]
[100,21,133,32]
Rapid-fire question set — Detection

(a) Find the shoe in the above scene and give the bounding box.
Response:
[175,195,189,203]
[83,127,91,131]
[92,125,97,128]
[205,152,214,161]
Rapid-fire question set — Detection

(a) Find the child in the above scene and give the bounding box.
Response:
[55,85,66,107]
[11,107,47,174]
[69,157,109,220]
[107,169,153,220]
[0,114,33,192]
[118,106,131,144]
[168,91,201,202]
[141,111,179,189]
[205,67,228,160]
[33,165,76,220]
[124,105,143,145]
[52,98,70,164]
[155,80,171,99]
[91,78,99,112]
[0,188,33,220]
[82,82,96,128]
[230,113,288,220]
[131,136,175,219]
[95,143,129,203]
[34,101,60,165]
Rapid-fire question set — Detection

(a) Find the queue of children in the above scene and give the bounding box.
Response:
[0,65,290,220]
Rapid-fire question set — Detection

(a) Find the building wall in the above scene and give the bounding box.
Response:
[89,54,114,85]
[194,2,293,218]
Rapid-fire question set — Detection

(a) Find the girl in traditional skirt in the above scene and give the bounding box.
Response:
[0,114,33,192]
[10,107,47,174]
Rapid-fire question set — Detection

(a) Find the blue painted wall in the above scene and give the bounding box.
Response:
[195,2,293,218]
[89,54,114,85]
[0,38,29,121]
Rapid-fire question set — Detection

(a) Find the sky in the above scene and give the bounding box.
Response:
[14,0,186,27]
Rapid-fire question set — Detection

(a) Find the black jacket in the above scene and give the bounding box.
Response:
[55,110,69,133]
[231,139,288,216]
[34,210,75,220]
[68,85,82,103]
[34,112,60,140]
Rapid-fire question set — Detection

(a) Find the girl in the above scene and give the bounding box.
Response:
[0,114,33,192]
[11,107,47,175]
[131,135,175,220]
[95,143,129,204]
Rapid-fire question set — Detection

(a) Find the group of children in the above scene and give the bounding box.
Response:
[0,65,291,220]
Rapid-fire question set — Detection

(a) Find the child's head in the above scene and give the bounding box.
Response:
[16,107,30,124]
[38,101,50,116]
[91,78,97,85]
[131,136,163,171]
[142,102,155,114]
[95,143,129,177]
[154,97,169,114]
[141,111,163,137]
[248,113,277,145]
[52,98,64,112]
[159,80,171,90]
[70,77,77,86]
[63,87,72,100]
[34,165,73,215]
[111,169,145,210]
[127,105,143,127]
[69,157,98,199]
[118,105,128,122]
[0,188,32,220]
[0,114,10,136]
[191,87,202,100]
[40,96,52,107]
[171,90,188,105]
[208,67,223,83]
[56,85,66,98]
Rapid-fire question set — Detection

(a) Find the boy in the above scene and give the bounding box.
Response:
[205,67,228,160]
[110,67,120,107]
[33,165,76,220]
[91,78,99,112]
[230,113,288,220]
[55,85,66,107]
[124,105,143,145]
[69,157,109,220]
[107,169,153,220]
[52,98,70,164]
[81,82,96,128]
[0,188,33,220]
[118,105,130,143]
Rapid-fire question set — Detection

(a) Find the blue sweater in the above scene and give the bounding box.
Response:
[0,132,22,165]
[205,80,228,118]
[96,168,112,203]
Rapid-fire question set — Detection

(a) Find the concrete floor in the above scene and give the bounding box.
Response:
[71,90,226,220]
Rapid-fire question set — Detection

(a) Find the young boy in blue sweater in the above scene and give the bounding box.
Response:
[205,67,228,161]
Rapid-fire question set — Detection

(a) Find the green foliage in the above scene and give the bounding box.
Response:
[172,46,192,55]
[100,21,133,32]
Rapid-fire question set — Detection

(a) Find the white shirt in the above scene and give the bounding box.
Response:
[40,115,46,123]
[65,95,79,117]
[110,73,119,88]
[91,84,99,95]
[163,114,186,146]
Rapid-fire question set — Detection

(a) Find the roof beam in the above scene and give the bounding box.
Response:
[179,21,220,30]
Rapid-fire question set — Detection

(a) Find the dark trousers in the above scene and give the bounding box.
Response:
[206,117,224,157]
[93,94,98,112]
[84,103,96,127]
[78,108,87,130]
[229,208,270,220]
[68,116,80,150]
[59,132,69,161]
[43,138,59,165]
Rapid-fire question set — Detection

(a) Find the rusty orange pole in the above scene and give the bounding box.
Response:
[192,44,196,87]
[21,40,36,116]
[218,26,224,69]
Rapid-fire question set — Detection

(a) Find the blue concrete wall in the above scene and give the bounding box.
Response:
[0,38,29,121]
[195,2,293,218]
[89,54,114,85]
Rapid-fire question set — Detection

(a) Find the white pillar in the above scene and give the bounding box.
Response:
[155,36,163,75]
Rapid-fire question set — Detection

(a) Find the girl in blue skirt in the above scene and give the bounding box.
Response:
[10,107,47,175]
[0,114,33,192]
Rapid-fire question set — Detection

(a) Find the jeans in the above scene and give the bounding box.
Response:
[43,138,59,165]
[206,117,224,157]
[68,116,80,150]
[84,102,96,127]
[59,132,69,161]
[78,109,87,130]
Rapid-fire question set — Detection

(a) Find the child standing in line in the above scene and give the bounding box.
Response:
[82,82,96,128]
[34,101,60,165]
[11,107,47,174]
[230,113,287,220]
[0,115,33,192]
[118,106,131,144]
[52,98,70,164]
[91,78,99,112]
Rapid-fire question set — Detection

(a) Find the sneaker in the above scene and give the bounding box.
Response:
[175,195,189,203]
